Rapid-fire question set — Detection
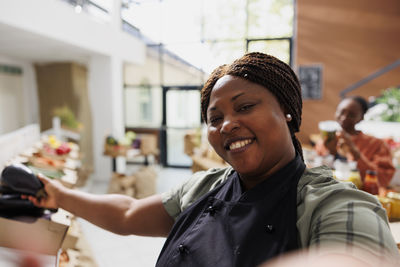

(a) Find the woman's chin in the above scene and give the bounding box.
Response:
[230,162,259,176]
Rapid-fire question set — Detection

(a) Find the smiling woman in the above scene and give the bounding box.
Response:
[26,52,399,267]
[158,53,399,266]
[205,75,295,189]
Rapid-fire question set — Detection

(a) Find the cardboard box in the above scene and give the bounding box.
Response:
[60,169,78,188]
[0,209,71,256]
[139,134,158,156]
[134,166,157,199]
[62,219,80,250]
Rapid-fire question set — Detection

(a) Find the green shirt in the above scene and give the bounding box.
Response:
[162,166,399,260]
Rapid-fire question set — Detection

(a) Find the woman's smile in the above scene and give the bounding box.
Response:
[225,137,255,151]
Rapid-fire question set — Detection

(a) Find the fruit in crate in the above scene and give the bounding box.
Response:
[56,143,71,155]
[125,131,136,141]
[119,136,132,146]
[48,135,61,149]
[132,138,141,149]
[29,152,66,170]
[53,105,81,130]
[42,141,71,158]
[106,135,118,146]
[119,131,137,146]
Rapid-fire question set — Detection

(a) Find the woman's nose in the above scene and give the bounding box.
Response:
[220,119,240,134]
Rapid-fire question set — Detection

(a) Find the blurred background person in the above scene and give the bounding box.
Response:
[315,96,395,188]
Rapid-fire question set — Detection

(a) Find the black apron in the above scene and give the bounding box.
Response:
[156,155,305,267]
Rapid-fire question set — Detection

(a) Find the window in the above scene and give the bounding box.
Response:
[122,0,295,166]
[124,86,162,128]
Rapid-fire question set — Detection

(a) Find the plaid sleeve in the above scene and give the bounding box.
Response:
[297,168,399,260]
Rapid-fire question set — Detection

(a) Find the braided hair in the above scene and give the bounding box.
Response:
[344,96,369,115]
[201,52,304,160]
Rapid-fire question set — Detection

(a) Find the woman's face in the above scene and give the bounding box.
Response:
[335,98,363,133]
[206,75,295,181]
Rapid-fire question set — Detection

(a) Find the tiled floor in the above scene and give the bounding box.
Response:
[77,165,192,267]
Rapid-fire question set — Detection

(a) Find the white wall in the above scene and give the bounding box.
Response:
[89,55,128,181]
[0,55,39,135]
[0,124,40,170]
[89,56,112,180]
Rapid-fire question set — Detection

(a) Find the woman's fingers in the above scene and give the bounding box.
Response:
[37,173,63,189]
[28,195,42,206]
[37,173,51,184]
[22,173,61,209]
[21,194,39,204]
[21,193,48,208]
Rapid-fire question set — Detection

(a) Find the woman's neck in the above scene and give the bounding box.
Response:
[346,128,360,135]
[239,151,297,191]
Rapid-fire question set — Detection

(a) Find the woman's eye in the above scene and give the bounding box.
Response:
[239,104,255,112]
[209,117,222,124]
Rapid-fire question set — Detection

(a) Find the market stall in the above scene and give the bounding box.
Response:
[0,124,97,266]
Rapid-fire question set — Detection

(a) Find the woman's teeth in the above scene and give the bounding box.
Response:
[229,139,252,150]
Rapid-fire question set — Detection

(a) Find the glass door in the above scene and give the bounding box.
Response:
[161,86,201,167]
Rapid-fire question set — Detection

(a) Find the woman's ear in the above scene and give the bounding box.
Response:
[282,108,292,122]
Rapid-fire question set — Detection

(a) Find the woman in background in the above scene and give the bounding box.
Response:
[316,96,395,187]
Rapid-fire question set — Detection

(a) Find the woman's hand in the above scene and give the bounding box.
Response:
[22,174,64,209]
[322,133,338,156]
[336,131,360,160]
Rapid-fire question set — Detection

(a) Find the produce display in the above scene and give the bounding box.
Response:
[53,105,82,131]
[0,130,94,266]
[41,136,75,160]
[27,165,65,179]
[29,153,66,170]
[379,192,400,221]
[104,131,138,157]
[0,134,82,218]
[332,170,362,189]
